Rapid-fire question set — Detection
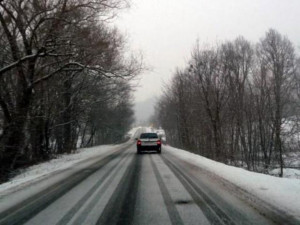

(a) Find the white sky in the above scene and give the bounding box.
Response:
[115,0,300,103]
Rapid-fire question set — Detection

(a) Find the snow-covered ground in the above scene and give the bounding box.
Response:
[165,145,300,220]
[0,127,141,196]
[269,168,300,179]
[2,125,299,220]
[0,144,127,195]
[268,151,300,178]
[284,151,300,168]
[126,126,142,138]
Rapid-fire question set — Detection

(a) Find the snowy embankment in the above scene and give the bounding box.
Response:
[0,144,123,195]
[165,145,300,220]
[0,127,140,195]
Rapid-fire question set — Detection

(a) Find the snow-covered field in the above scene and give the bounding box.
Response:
[165,145,300,220]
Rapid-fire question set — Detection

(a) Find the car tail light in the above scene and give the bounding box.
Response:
[157,140,161,145]
[137,140,141,145]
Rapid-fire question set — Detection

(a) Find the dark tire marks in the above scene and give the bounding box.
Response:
[56,152,130,225]
[162,155,236,225]
[150,155,184,225]
[96,154,141,225]
[0,147,129,225]
[72,152,132,225]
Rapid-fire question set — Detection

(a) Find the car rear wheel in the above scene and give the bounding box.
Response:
[157,148,161,154]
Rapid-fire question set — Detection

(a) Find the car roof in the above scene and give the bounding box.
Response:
[140,132,158,138]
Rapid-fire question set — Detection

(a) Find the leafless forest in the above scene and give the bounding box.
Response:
[0,0,141,181]
[154,29,300,177]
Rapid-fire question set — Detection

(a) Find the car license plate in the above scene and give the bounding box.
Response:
[142,142,156,146]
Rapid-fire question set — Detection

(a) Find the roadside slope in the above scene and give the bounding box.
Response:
[164,145,300,221]
[0,143,132,196]
[0,126,142,196]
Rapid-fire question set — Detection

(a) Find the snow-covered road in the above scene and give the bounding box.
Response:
[1,139,298,225]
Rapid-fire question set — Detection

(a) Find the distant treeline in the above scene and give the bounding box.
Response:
[154,29,300,176]
[0,0,142,182]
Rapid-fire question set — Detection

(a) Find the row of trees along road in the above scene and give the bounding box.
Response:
[154,29,300,177]
[0,0,142,182]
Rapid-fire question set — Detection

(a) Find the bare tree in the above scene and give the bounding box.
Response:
[0,0,141,181]
[257,29,296,177]
[155,29,299,176]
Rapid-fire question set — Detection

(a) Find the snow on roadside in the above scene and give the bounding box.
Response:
[0,127,142,195]
[0,143,125,195]
[165,145,300,220]
[126,126,142,139]
[269,168,300,179]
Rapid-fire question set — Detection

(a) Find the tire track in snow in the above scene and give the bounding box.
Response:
[150,155,184,225]
[96,153,141,225]
[161,154,235,225]
[56,150,131,225]
[70,151,132,225]
[0,146,130,225]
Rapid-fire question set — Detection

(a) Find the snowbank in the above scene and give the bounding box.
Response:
[165,145,300,220]
[0,126,143,195]
[0,143,125,195]
[126,126,142,139]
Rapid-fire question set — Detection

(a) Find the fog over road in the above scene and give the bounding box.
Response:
[0,142,285,225]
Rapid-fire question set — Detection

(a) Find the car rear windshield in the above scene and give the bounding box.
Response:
[140,133,158,139]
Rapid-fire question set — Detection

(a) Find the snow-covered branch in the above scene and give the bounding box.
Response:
[0,52,46,76]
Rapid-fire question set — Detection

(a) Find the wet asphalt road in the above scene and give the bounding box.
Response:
[0,143,289,225]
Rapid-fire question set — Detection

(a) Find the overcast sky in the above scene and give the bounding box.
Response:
[115,0,300,105]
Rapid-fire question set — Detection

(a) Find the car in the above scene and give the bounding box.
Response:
[136,132,161,154]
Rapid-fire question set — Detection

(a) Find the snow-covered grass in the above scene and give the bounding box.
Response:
[0,143,126,195]
[165,145,300,220]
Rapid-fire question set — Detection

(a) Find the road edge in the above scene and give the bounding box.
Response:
[165,147,300,225]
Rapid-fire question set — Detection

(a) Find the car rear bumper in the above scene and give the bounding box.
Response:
[137,145,161,151]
